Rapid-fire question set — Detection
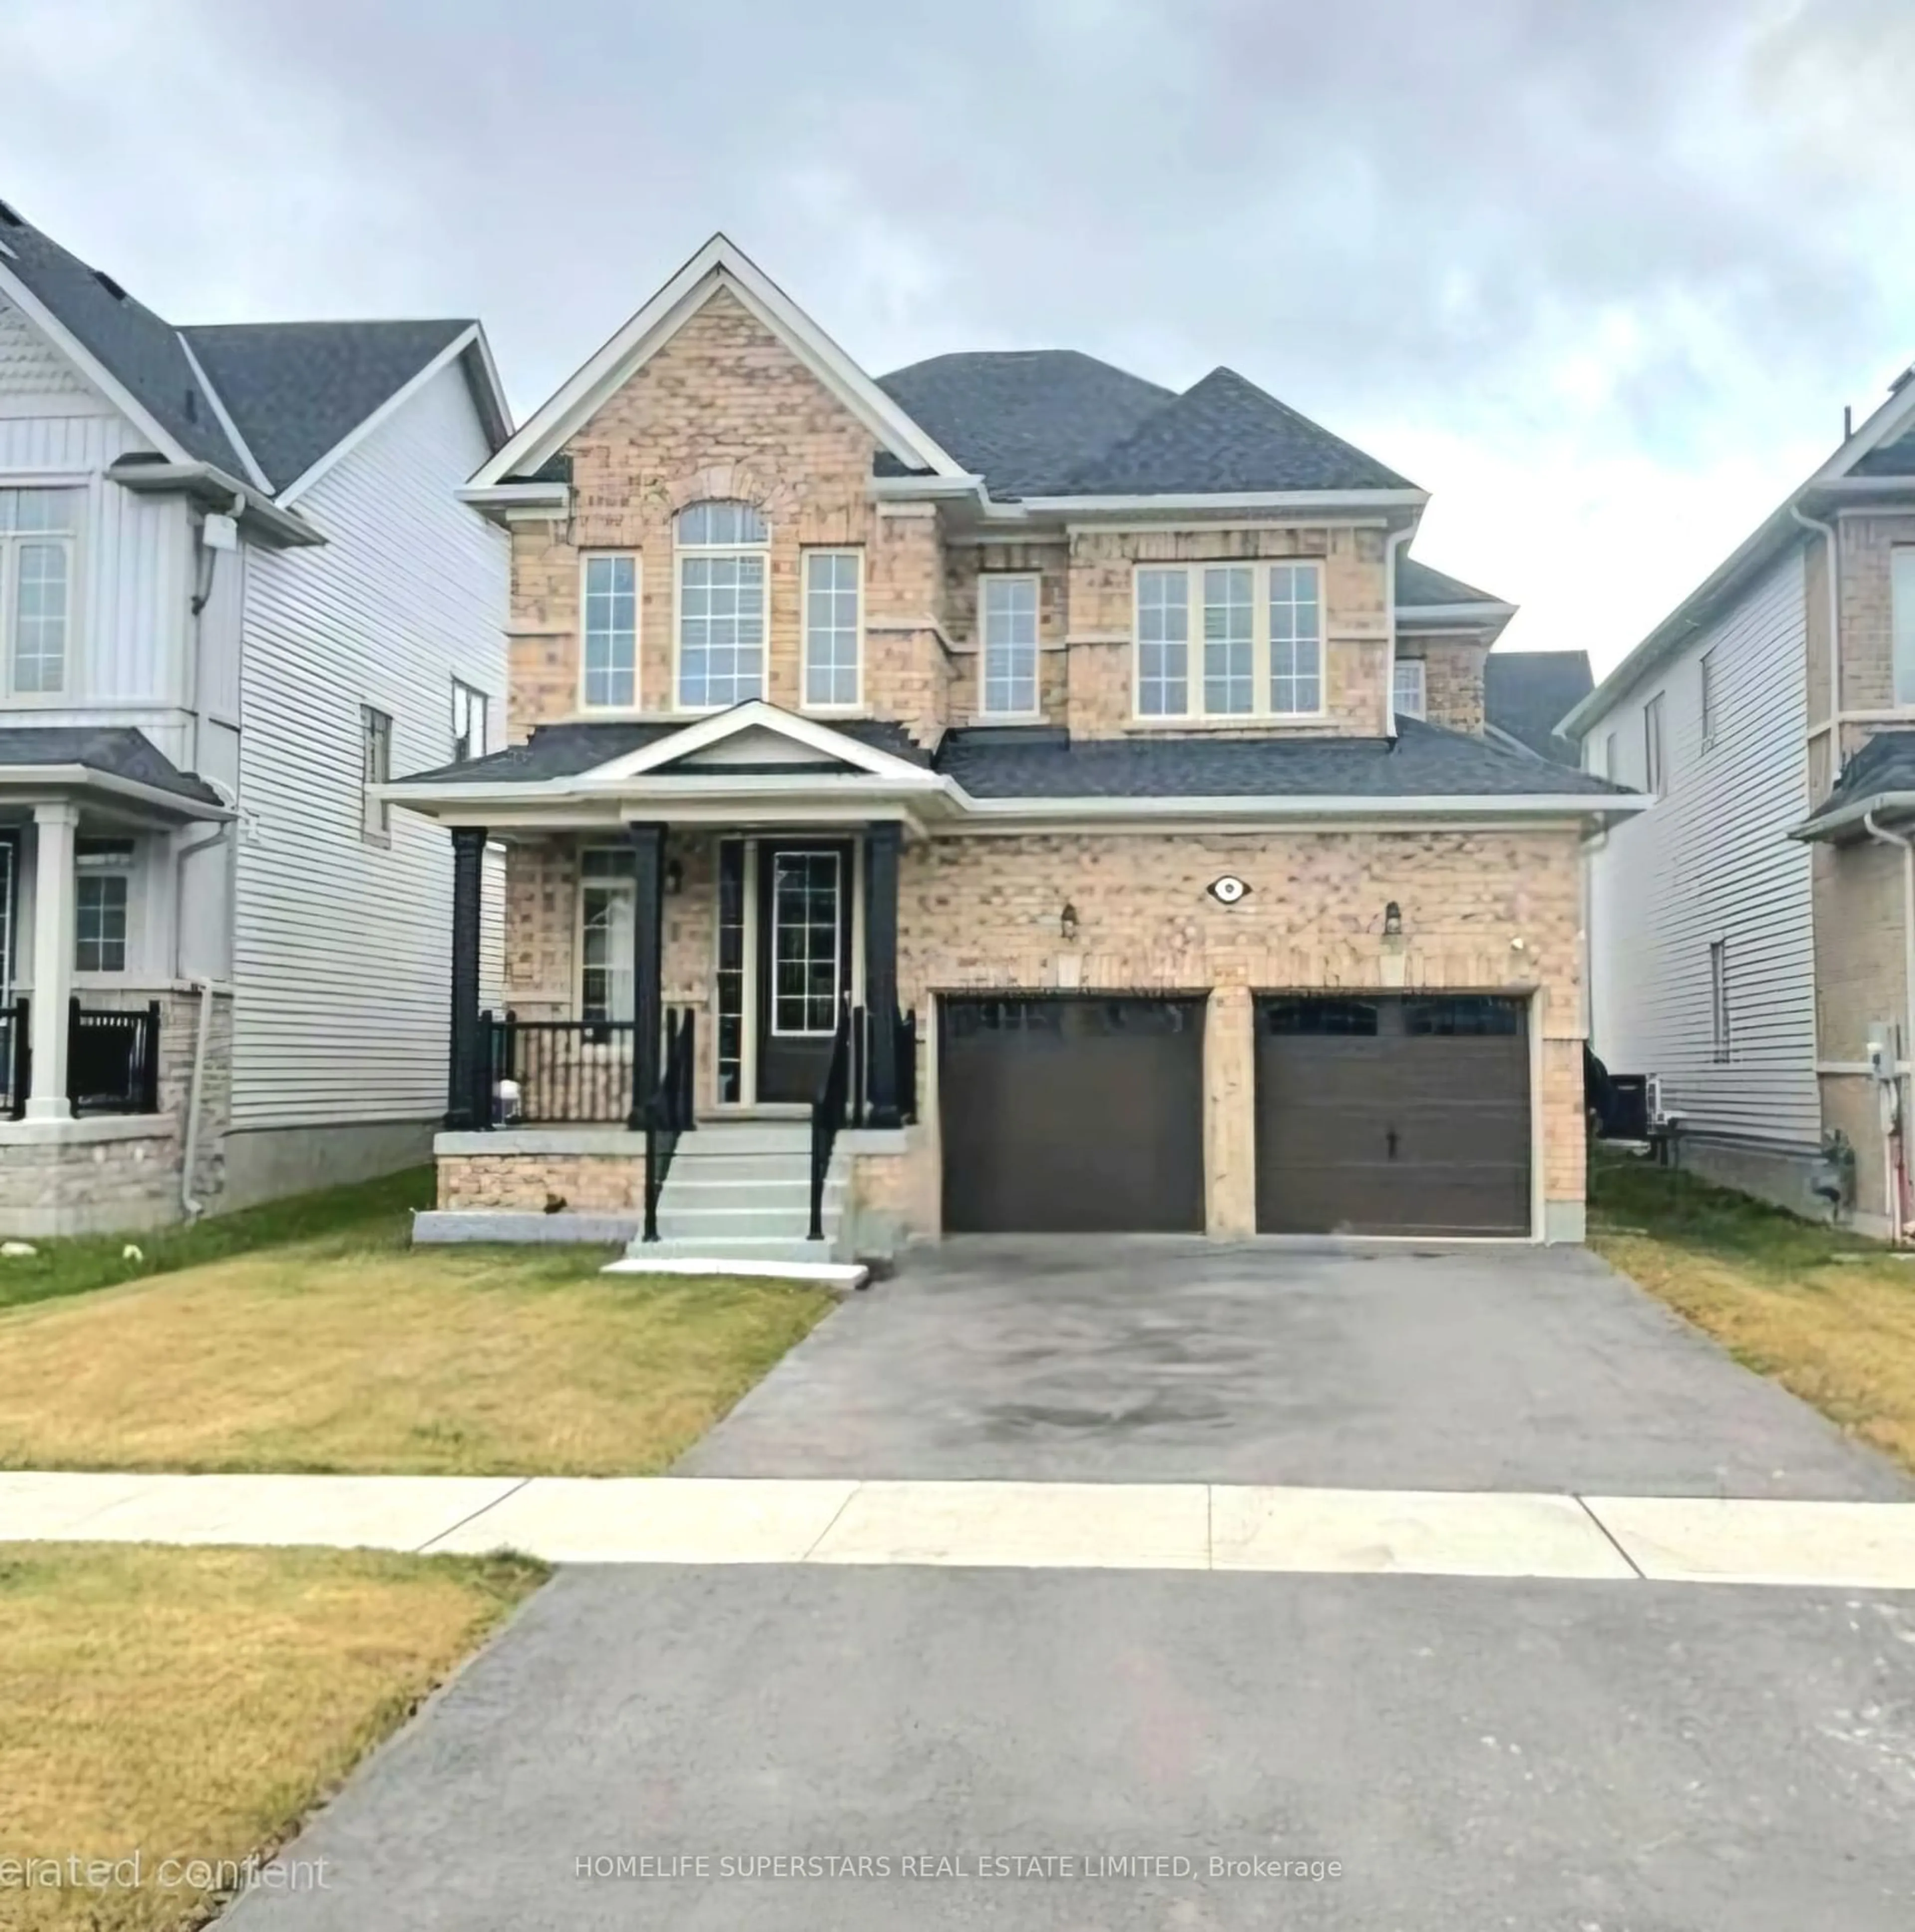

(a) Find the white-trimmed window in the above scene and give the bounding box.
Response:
[1893,549,1915,708]
[676,500,767,710]
[770,849,842,1035]
[581,554,637,709]
[1644,692,1666,797]
[1134,560,1324,719]
[803,551,862,710]
[1,488,78,697]
[578,847,634,1025]
[980,574,1040,717]
[361,704,392,842]
[452,679,489,764]
[1392,656,1427,722]
[74,837,134,973]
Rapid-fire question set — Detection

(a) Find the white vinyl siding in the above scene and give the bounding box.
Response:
[232,358,508,1130]
[1586,546,1818,1147]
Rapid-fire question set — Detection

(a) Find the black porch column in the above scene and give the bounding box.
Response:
[446,825,488,1129]
[864,821,902,1128]
[627,822,667,1130]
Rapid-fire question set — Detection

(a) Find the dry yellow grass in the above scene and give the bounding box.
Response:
[0,1542,541,1932]
[0,1242,832,1476]
[1592,1155,1915,1473]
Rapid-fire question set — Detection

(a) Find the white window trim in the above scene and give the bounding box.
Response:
[452,677,491,764]
[977,572,1044,721]
[1699,648,1719,752]
[1130,559,1329,724]
[1392,655,1427,722]
[575,845,637,1030]
[361,704,393,846]
[800,548,865,716]
[73,836,136,978]
[0,492,81,704]
[577,552,641,714]
[673,526,771,716]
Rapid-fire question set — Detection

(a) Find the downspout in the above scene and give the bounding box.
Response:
[172,818,231,1222]
[1384,525,1414,737]
[1792,503,1840,743]
[1864,809,1915,1243]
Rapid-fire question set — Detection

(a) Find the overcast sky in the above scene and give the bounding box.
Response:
[3,0,1910,673]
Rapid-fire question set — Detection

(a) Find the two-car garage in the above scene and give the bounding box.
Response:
[938,991,1532,1239]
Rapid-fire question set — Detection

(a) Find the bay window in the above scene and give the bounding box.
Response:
[1134,560,1324,719]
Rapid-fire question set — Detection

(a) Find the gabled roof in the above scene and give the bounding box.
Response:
[1484,652,1593,768]
[1057,366,1414,497]
[0,194,510,504]
[874,351,1174,498]
[1398,557,1499,607]
[0,198,248,473]
[182,321,504,493]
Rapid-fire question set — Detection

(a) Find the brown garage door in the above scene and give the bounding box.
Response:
[940,995,1206,1233]
[1255,994,1531,1236]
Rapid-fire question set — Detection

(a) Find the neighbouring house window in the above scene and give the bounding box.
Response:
[74,838,133,973]
[1392,656,1427,722]
[1,488,78,697]
[676,500,767,710]
[1134,560,1324,719]
[1894,549,1915,708]
[451,679,489,764]
[980,575,1040,717]
[578,848,634,1025]
[361,704,392,842]
[1699,648,1719,746]
[581,554,638,709]
[803,551,862,709]
[1643,693,1666,797]
[770,849,841,1035]
[1710,939,1730,1063]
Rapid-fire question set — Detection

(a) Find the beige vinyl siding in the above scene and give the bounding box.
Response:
[1586,547,1818,1144]
[232,360,507,1129]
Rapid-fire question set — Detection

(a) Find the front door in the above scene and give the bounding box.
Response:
[755,841,854,1104]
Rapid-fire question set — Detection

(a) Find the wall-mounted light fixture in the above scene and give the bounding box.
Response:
[1382,901,1402,938]
[1059,901,1080,942]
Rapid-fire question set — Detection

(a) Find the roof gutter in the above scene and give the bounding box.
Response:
[1007,487,1429,517]
[0,765,233,820]
[1791,789,1915,843]
[108,460,322,549]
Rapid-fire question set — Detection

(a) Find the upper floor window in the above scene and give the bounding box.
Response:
[451,679,489,764]
[1134,560,1323,720]
[980,575,1039,718]
[677,500,767,711]
[1643,692,1666,797]
[1392,656,1427,722]
[1894,548,1915,708]
[581,554,637,709]
[1699,648,1719,747]
[361,703,392,843]
[803,551,862,710]
[1,488,78,697]
[74,837,134,973]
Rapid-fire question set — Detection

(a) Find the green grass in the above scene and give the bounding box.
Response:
[0,1165,432,1314]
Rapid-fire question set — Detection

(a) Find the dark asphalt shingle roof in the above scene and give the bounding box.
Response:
[1813,729,1915,820]
[0,726,223,805]
[1398,557,1501,606]
[399,713,1622,801]
[1483,652,1594,769]
[182,320,475,490]
[0,199,247,474]
[875,351,1411,500]
[937,717,1621,799]
[1853,433,1915,478]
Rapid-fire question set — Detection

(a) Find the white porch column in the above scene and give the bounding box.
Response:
[27,800,77,1119]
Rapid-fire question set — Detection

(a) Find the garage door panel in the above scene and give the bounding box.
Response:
[941,996,1205,1234]
[1255,994,1531,1237]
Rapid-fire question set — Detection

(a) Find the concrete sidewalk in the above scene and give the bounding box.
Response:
[8,1470,1915,1588]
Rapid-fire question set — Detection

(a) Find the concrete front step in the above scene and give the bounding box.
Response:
[618,1234,847,1264]
[657,1206,844,1242]
[676,1124,813,1156]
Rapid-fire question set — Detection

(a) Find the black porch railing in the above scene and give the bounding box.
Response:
[0,995,26,1120]
[68,998,162,1116]
[481,1013,635,1126]
[641,1008,697,1243]
[810,1002,918,1240]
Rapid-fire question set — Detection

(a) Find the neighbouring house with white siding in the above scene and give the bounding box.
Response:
[1567,367,1915,1238]
[0,196,509,1232]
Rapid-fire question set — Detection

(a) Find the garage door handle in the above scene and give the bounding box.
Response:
[1385,1128,1399,1160]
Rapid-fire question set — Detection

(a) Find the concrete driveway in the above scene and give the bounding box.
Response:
[679,1238,1907,1498]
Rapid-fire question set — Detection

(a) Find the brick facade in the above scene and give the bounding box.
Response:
[1400,636,1489,735]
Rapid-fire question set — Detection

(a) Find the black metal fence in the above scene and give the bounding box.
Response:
[0,996,26,1120]
[68,998,162,1116]
[484,1014,636,1126]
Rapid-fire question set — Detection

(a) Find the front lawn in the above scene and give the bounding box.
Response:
[1592,1151,1915,1474]
[0,1542,542,1932]
[0,1236,833,1477]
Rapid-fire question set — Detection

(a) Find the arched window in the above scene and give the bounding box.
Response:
[676,500,768,710]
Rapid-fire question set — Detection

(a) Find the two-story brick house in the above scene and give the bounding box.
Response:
[395,236,1641,1257]
[1569,366,1915,1238]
